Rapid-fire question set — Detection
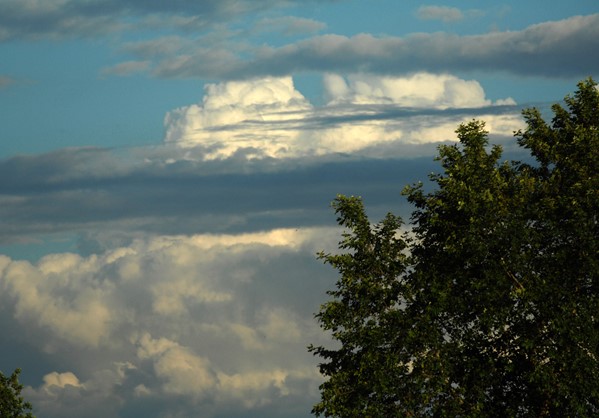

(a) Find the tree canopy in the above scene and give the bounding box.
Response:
[310,78,599,417]
[0,369,35,418]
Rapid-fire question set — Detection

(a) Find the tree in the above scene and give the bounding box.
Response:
[310,78,599,417]
[0,369,35,418]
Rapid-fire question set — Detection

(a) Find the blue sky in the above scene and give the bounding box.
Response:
[0,1,597,417]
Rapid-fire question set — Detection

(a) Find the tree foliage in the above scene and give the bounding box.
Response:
[0,369,35,418]
[310,78,599,417]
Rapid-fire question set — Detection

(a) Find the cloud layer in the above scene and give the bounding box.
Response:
[0,0,327,40]
[2,1,596,79]
[1,228,336,417]
[0,73,528,416]
[0,73,525,249]
[118,14,599,79]
[0,74,528,417]
[1,1,594,417]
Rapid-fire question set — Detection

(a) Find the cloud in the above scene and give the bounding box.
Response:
[416,5,464,22]
[0,73,524,246]
[0,75,16,89]
[23,364,135,418]
[2,228,337,417]
[0,0,334,41]
[164,73,521,158]
[0,254,113,347]
[42,371,82,389]
[322,73,500,108]
[136,333,217,398]
[0,147,439,247]
[163,76,314,158]
[2,1,596,80]
[100,60,150,77]
[141,14,599,79]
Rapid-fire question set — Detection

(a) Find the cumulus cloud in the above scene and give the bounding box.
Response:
[136,333,217,398]
[0,73,525,251]
[42,371,82,389]
[2,228,336,417]
[0,254,113,347]
[322,73,497,108]
[23,364,135,418]
[164,73,521,158]
[164,76,313,159]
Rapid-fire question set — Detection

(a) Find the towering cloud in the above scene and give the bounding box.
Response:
[164,76,313,159]
[164,73,521,159]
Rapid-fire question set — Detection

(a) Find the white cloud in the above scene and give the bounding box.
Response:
[323,73,496,108]
[1,254,113,347]
[42,371,82,390]
[164,73,521,159]
[136,333,217,398]
[164,76,313,159]
[217,368,291,408]
[2,227,336,417]
[23,363,136,418]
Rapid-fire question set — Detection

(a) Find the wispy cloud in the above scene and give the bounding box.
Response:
[253,16,327,37]
[416,5,465,22]
[100,60,150,77]
[0,75,16,88]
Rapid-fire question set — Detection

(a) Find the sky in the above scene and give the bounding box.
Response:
[0,1,597,417]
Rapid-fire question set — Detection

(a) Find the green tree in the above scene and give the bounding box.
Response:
[0,369,35,418]
[311,78,599,417]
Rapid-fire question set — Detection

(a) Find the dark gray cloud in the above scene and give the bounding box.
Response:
[145,14,599,79]
[0,0,333,40]
[0,96,526,246]
[0,133,530,418]
[0,145,434,246]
